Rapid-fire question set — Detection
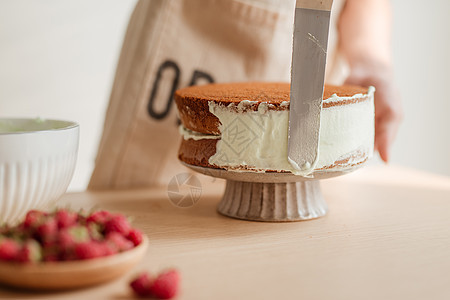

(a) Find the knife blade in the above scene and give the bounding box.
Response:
[288,0,333,175]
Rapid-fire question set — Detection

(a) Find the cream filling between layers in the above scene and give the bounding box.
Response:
[180,87,375,175]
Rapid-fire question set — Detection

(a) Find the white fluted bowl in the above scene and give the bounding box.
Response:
[0,118,79,224]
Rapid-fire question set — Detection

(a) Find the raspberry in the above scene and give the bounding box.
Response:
[104,214,131,236]
[55,209,78,229]
[16,239,42,263]
[0,238,21,261]
[130,272,153,297]
[87,210,113,225]
[106,232,134,252]
[127,229,144,246]
[74,241,105,260]
[149,269,180,299]
[36,218,58,242]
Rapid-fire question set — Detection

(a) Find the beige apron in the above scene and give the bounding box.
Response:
[88,0,347,190]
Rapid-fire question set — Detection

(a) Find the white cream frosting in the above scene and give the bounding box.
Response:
[179,126,219,141]
[181,87,375,175]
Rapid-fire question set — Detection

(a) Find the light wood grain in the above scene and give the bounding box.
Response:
[0,165,449,299]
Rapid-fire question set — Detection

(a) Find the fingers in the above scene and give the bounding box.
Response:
[374,82,402,163]
[344,73,402,163]
[375,129,390,162]
[375,111,401,163]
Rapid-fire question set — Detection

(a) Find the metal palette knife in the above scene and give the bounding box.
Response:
[288,0,333,175]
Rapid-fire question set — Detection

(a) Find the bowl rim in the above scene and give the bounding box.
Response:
[0,118,79,135]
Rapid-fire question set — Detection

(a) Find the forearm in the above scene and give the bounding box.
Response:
[338,0,393,76]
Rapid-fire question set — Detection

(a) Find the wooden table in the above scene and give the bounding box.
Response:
[1,165,449,299]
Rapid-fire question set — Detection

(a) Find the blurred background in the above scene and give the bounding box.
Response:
[1,0,449,191]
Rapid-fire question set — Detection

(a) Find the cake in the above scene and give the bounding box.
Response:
[175,82,374,176]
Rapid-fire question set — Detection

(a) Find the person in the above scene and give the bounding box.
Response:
[88,0,402,189]
[339,0,402,163]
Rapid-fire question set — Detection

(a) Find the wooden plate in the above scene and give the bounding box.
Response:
[0,236,149,290]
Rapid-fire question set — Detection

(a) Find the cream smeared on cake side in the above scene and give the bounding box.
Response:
[179,86,375,175]
[179,126,220,141]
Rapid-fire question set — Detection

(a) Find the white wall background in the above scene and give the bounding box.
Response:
[0,0,137,190]
[0,0,449,191]
[390,0,450,177]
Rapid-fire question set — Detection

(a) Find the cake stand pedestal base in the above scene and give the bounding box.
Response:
[218,180,327,222]
[181,163,353,222]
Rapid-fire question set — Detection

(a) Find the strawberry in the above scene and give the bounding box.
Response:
[130,272,153,297]
[86,222,103,241]
[43,254,59,262]
[58,226,89,254]
[68,226,89,242]
[0,238,21,261]
[106,232,134,252]
[127,229,144,246]
[0,224,12,235]
[55,209,78,229]
[41,240,61,261]
[74,241,105,260]
[16,239,42,263]
[150,269,180,299]
[104,214,131,236]
[97,241,117,257]
[0,209,142,263]
[86,210,112,225]
[36,218,57,243]
[59,226,90,260]
[23,210,47,229]
[58,230,74,252]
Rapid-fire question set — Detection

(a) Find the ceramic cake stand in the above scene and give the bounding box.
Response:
[182,162,356,222]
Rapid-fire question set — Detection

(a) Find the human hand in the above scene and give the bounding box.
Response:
[339,0,402,163]
[345,64,402,162]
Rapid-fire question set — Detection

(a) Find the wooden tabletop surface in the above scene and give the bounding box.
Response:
[1,164,449,300]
